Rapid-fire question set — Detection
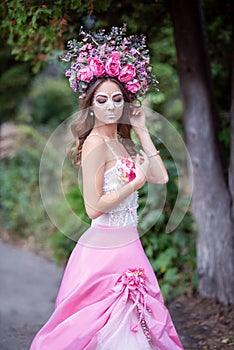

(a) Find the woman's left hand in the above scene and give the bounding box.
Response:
[129,106,147,136]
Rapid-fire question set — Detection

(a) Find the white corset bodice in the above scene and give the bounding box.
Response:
[92,166,138,227]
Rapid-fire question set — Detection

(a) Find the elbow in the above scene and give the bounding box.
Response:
[85,205,102,220]
[161,174,169,184]
[86,210,98,220]
[157,169,169,184]
[148,166,169,184]
[149,173,169,184]
[156,177,168,184]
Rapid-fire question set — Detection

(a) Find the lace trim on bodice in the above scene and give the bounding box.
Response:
[92,166,138,227]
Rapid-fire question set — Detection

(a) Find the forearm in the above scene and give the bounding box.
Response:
[85,177,142,219]
[135,128,168,183]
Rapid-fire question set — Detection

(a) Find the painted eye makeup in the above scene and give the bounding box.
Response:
[95,96,108,104]
[113,95,124,104]
[94,91,124,108]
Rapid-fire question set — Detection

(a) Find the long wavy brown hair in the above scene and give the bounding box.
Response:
[70,77,136,167]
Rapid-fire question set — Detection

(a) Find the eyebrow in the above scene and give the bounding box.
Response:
[94,91,123,97]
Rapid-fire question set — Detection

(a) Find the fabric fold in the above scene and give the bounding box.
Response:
[30,226,183,350]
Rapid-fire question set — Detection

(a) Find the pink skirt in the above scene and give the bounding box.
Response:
[30,225,184,350]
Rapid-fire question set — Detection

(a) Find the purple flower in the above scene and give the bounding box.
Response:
[65,69,71,77]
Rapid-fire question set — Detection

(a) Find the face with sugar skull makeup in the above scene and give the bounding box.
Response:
[91,80,124,125]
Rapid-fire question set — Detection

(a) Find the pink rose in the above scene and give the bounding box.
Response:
[77,67,93,82]
[119,64,136,83]
[105,52,121,76]
[88,57,105,77]
[125,79,141,93]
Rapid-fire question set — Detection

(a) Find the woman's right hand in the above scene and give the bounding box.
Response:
[132,150,150,190]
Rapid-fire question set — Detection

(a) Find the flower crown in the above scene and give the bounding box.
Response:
[61,24,158,99]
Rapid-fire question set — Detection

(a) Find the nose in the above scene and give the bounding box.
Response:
[107,99,115,110]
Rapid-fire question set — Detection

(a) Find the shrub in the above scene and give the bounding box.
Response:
[18,76,78,127]
[137,120,196,300]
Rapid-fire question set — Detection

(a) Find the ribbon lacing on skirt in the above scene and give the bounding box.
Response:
[111,268,152,342]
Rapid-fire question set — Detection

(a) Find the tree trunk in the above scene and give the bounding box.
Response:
[169,0,234,304]
[230,38,234,221]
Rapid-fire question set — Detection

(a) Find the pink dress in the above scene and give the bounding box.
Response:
[30,165,184,350]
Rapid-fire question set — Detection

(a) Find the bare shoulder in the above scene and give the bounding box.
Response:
[82,134,108,163]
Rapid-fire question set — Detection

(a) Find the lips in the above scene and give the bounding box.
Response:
[106,114,117,118]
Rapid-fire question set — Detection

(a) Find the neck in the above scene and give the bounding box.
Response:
[92,123,118,139]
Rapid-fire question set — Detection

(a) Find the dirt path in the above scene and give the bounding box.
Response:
[0,241,64,350]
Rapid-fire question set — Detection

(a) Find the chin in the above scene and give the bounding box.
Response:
[106,120,117,124]
[106,116,121,122]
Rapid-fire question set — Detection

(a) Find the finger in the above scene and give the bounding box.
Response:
[139,150,148,162]
[135,153,140,164]
[131,106,141,116]
[134,109,141,117]
[130,105,136,114]
[136,153,145,166]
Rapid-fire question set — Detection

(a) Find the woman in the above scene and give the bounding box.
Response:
[30,26,184,349]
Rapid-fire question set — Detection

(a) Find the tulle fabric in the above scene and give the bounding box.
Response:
[96,301,157,350]
[30,225,184,350]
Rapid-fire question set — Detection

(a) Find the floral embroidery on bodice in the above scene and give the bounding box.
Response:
[92,165,139,227]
